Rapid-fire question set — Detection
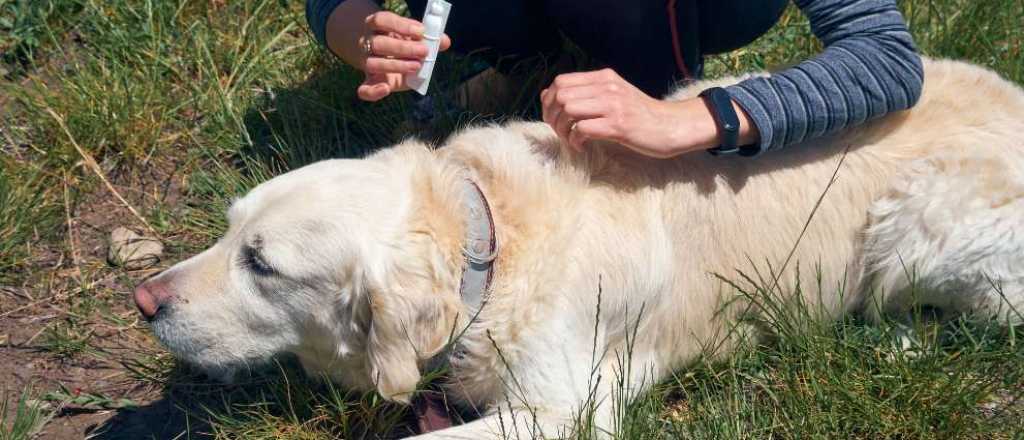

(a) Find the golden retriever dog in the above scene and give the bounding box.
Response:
[133,59,1024,439]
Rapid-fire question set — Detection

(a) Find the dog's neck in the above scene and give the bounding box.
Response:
[392,129,580,411]
[408,170,499,432]
[406,156,498,326]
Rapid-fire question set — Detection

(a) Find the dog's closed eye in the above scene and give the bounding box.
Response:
[239,239,275,276]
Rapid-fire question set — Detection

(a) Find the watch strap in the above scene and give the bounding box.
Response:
[699,87,757,156]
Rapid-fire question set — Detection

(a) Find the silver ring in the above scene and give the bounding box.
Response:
[361,36,374,57]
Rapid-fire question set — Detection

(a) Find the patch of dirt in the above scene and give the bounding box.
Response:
[0,148,201,439]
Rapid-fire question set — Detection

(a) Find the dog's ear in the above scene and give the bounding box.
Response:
[364,246,457,403]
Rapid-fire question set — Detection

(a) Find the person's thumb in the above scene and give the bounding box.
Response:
[357,73,392,102]
[357,72,408,102]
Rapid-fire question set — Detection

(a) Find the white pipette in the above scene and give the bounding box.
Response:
[405,0,451,95]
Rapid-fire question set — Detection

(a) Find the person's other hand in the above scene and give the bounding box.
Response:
[541,68,718,158]
[357,11,451,102]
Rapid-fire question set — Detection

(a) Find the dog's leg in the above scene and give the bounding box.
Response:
[862,154,1024,324]
[406,373,635,440]
[407,303,665,439]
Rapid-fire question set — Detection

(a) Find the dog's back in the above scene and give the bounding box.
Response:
[440,59,1024,362]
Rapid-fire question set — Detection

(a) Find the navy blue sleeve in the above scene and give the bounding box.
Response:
[725,0,924,153]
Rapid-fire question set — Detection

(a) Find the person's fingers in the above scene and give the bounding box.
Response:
[568,121,589,152]
[365,11,425,38]
[573,118,620,145]
[384,71,408,91]
[440,34,452,51]
[553,111,573,142]
[555,99,607,142]
[543,74,624,130]
[540,88,558,127]
[357,81,390,101]
[364,56,422,74]
[548,68,621,90]
[540,88,557,125]
[543,103,568,145]
[369,34,428,60]
[562,99,608,120]
[356,73,403,102]
[550,84,615,107]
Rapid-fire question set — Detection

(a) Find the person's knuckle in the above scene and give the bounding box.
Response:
[369,35,383,51]
[392,40,409,57]
[376,11,396,24]
[382,61,398,73]
[411,42,427,56]
[606,83,620,93]
[368,12,384,28]
[555,90,571,106]
[611,116,625,131]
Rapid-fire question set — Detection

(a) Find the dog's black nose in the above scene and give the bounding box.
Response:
[133,278,175,321]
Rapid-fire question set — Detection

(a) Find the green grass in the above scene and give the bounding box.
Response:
[1,0,1023,438]
[661,279,1024,440]
[0,163,59,283]
[0,388,52,440]
[39,319,96,360]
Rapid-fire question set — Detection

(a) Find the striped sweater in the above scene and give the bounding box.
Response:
[725,0,923,153]
[306,0,924,154]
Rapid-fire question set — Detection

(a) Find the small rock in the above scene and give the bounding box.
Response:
[108,227,163,270]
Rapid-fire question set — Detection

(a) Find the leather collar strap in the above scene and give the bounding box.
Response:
[458,179,497,316]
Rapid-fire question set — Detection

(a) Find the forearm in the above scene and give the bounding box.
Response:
[318,0,381,68]
[662,98,760,154]
[540,68,760,159]
[725,0,924,153]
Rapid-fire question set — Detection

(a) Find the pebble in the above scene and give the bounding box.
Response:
[107,227,163,270]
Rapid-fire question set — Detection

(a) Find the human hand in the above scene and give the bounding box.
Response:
[357,11,452,101]
[540,69,722,158]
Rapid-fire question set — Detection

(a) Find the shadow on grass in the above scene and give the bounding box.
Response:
[231,56,499,175]
[234,62,411,172]
[89,357,417,439]
[230,48,571,178]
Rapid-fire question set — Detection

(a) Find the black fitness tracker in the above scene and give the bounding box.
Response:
[699,87,756,156]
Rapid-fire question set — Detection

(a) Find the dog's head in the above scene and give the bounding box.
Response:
[133,145,464,402]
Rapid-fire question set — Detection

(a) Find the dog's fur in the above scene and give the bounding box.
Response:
[138,59,1024,438]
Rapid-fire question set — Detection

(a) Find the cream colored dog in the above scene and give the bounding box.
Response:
[134,59,1024,439]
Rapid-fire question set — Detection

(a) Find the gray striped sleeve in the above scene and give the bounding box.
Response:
[725,0,924,154]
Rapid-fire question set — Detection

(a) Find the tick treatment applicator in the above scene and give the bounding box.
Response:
[405,0,451,95]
